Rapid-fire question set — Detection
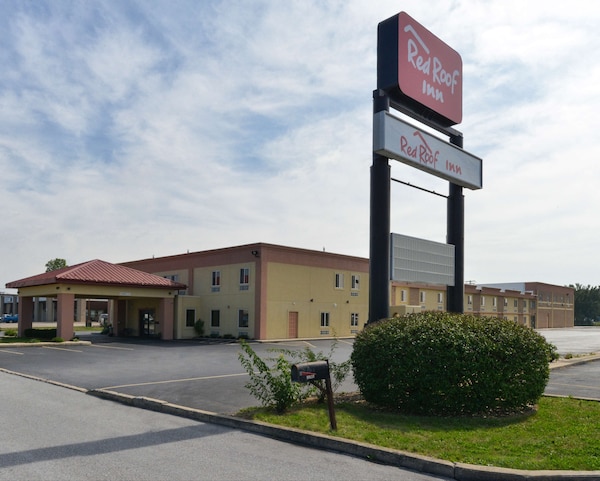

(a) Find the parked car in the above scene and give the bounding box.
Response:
[2,314,18,323]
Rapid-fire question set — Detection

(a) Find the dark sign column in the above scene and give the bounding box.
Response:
[368,90,391,323]
[370,12,480,322]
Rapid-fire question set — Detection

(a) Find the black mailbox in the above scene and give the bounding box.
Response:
[291,360,329,383]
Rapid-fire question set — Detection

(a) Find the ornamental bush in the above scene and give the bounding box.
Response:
[351,312,557,416]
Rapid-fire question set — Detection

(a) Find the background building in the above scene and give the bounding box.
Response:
[122,243,370,340]
[5,243,574,339]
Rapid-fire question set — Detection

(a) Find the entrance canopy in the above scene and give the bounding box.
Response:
[6,259,187,340]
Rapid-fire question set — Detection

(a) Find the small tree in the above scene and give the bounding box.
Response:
[45,258,67,272]
[194,319,205,337]
[238,340,304,413]
[237,339,351,412]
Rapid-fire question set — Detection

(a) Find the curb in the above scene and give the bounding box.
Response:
[550,354,600,370]
[87,388,600,481]
[0,340,92,348]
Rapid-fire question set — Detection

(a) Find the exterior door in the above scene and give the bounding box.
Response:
[139,309,156,338]
[288,311,298,338]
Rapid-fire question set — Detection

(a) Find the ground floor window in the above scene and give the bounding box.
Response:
[185,309,195,327]
[350,312,359,327]
[211,310,220,327]
[238,309,249,328]
[320,312,330,327]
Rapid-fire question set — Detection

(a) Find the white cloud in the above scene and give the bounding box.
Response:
[2,0,600,292]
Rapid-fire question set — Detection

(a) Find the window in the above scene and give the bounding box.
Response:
[481,296,485,306]
[467,295,473,305]
[350,313,359,327]
[437,292,443,303]
[211,271,221,292]
[240,268,249,290]
[185,309,195,328]
[400,290,406,302]
[211,310,220,328]
[335,273,344,289]
[238,309,249,328]
[514,299,518,308]
[320,312,330,327]
[239,268,249,284]
[419,291,426,303]
[504,298,508,307]
[351,274,360,290]
[492,297,497,307]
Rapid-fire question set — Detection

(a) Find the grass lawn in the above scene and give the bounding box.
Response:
[244,396,600,471]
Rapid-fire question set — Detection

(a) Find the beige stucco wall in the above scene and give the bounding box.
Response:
[264,262,368,340]
[191,262,256,338]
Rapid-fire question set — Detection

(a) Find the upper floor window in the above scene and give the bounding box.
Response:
[420,291,426,303]
[240,268,249,290]
[400,290,407,302]
[467,295,473,305]
[437,292,443,304]
[211,271,221,292]
[335,273,344,289]
[481,296,486,306]
[351,274,360,290]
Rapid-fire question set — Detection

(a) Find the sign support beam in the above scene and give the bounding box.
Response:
[368,90,391,324]
[447,134,465,313]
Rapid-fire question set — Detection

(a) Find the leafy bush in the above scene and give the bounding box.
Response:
[194,319,205,337]
[238,340,304,413]
[3,328,17,337]
[238,339,351,412]
[24,328,57,339]
[276,339,352,402]
[52,337,65,343]
[351,312,557,416]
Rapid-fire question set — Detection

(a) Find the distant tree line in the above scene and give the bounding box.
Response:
[570,284,600,325]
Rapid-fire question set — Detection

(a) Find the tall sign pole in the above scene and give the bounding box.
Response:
[368,90,391,323]
[370,12,482,323]
[447,129,465,313]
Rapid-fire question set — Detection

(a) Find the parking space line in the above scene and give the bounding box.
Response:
[101,372,248,390]
[89,344,135,351]
[0,349,24,355]
[548,382,600,390]
[42,346,84,353]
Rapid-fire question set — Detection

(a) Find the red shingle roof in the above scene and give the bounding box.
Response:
[6,259,187,290]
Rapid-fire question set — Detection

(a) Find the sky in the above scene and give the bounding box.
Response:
[1,0,599,292]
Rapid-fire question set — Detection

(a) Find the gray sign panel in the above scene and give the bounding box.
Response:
[373,111,482,190]
[390,233,455,285]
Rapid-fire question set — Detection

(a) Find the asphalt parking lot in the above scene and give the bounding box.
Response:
[0,327,599,413]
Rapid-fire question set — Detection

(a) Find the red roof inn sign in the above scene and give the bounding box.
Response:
[369,11,484,323]
[378,12,463,126]
[373,111,482,189]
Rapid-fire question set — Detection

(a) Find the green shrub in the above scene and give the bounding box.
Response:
[52,337,65,343]
[238,340,304,413]
[194,319,205,337]
[351,312,557,416]
[24,328,57,339]
[237,339,351,412]
[3,328,18,337]
[276,339,352,402]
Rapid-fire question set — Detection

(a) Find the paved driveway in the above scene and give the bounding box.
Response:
[1,328,599,413]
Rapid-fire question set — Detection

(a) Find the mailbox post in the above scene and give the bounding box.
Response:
[291,360,337,430]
